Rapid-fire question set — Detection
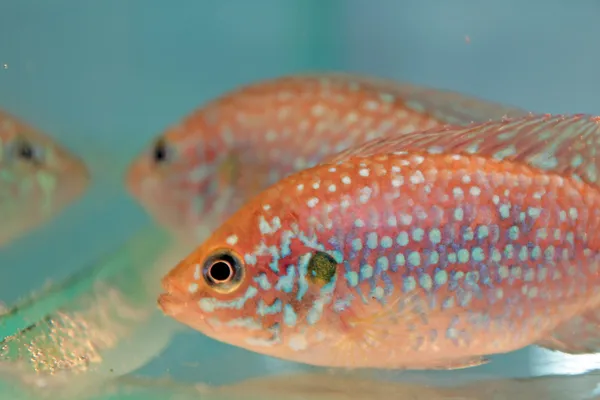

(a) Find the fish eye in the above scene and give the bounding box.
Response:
[11,137,40,163]
[152,138,169,163]
[203,249,244,293]
[18,141,34,160]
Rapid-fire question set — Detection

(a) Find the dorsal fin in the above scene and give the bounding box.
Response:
[210,72,528,126]
[326,113,600,189]
[320,72,530,124]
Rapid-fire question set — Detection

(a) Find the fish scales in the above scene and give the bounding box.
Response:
[126,73,527,243]
[159,114,600,369]
[203,158,596,365]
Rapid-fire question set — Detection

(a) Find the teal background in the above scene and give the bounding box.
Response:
[1,0,600,397]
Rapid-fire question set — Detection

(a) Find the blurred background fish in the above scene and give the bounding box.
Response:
[125,73,527,246]
[0,110,90,247]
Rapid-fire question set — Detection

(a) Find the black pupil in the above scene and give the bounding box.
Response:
[153,139,167,163]
[18,141,34,160]
[210,260,233,282]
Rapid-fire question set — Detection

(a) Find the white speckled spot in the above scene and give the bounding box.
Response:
[288,334,308,351]
[470,186,481,196]
[346,271,359,286]
[419,274,433,290]
[199,298,215,312]
[410,171,425,185]
[397,231,409,246]
[454,208,464,221]
[381,236,393,248]
[453,187,464,198]
[312,104,326,117]
[367,232,378,249]
[429,228,441,244]
[226,235,238,246]
[373,286,385,299]
[403,276,416,292]
[434,270,448,285]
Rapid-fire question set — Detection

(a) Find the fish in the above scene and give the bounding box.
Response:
[158,113,600,370]
[0,109,90,246]
[125,73,527,243]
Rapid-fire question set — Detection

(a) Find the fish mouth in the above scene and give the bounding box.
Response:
[157,292,178,316]
[60,155,92,202]
[157,274,190,317]
[157,287,192,318]
[124,161,144,198]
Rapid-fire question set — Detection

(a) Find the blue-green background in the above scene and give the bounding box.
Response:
[1,0,600,396]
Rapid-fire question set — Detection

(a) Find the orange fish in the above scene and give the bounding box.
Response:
[158,114,600,370]
[0,110,90,246]
[125,73,526,243]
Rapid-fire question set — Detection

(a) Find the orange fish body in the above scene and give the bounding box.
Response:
[159,114,600,370]
[0,110,90,246]
[126,73,526,244]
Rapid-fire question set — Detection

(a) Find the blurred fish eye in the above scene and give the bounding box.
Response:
[11,137,41,163]
[202,249,244,293]
[152,138,169,163]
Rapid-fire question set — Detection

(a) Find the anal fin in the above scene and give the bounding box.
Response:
[535,310,600,355]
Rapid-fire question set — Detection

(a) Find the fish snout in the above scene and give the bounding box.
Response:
[57,154,91,204]
[158,268,198,316]
[124,160,145,198]
[158,280,186,317]
[157,292,183,316]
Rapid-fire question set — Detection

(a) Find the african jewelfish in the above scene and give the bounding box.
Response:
[0,110,90,246]
[126,73,527,243]
[159,113,600,370]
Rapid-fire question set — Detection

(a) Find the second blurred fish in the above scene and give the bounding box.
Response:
[125,72,528,244]
[0,109,90,247]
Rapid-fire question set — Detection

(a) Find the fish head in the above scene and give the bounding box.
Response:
[158,179,328,356]
[0,113,90,244]
[125,119,270,241]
